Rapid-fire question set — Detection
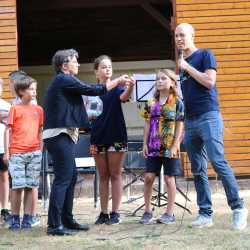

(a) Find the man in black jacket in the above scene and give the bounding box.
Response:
[43,49,130,236]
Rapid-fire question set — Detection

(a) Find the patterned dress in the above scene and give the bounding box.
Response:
[141,95,184,158]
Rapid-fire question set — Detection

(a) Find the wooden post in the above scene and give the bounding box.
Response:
[0,0,18,101]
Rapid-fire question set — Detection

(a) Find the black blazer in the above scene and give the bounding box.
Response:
[43,73,107,130]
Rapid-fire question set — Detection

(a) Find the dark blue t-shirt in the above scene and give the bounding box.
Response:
[180,49,219,118]
[90,86,127,145]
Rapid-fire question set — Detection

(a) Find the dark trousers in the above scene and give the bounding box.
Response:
[44,133,77,228]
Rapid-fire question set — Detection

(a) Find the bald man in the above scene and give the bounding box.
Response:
[175,23,248,230]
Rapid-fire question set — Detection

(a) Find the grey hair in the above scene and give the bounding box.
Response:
[52,49,79,74]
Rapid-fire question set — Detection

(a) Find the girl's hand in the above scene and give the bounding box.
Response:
[143,144,148,158]
[126,77,135,88]
[169,144,180,158]
[117,75,131,86]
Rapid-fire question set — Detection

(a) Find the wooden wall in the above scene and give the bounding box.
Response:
[175,0,250,176]
[0,0,18,101]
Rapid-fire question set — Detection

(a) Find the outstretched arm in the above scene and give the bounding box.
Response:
[120,78,135,102]
[62,74,132,96]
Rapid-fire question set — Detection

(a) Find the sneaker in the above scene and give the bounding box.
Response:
[139,212,153,225]
[1,209,12,227]
[191,214,213,228]
[95,212,109,225]
[232,207,248,230]
[1,209,11,221]
[21,214,32,230]
[9,215,21,231]
[30,215,41,227]
[107,212,121,225]
[157,213,175,224]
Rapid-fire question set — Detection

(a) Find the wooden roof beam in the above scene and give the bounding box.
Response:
[22,0,168,12]
[140,2,171,32]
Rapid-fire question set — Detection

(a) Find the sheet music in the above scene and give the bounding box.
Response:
[132,74,156,102]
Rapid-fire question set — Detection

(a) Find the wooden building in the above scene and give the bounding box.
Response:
[0,0,250,176]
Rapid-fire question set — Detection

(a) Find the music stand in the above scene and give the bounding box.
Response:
[123,140,191,216]
[131,167,192,216]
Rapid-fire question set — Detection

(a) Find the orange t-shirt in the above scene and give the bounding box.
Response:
[8,104,44,154]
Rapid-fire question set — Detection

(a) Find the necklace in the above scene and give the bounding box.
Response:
[159,96,168,105]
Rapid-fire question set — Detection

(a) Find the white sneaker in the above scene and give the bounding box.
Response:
[232,207,248,230]
[30,215,41,227]
[191,214,213,228]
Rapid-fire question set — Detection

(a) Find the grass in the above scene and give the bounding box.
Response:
[0,189,250,250]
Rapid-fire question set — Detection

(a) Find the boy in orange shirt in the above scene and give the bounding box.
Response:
[9,70,40,227]
[4,76,43,230]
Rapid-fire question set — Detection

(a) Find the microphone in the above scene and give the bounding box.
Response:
[178,49,184,60]
[178,49,184,85]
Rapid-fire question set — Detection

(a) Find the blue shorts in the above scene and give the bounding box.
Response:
[9,150,42,189]
[145,156,182,176]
